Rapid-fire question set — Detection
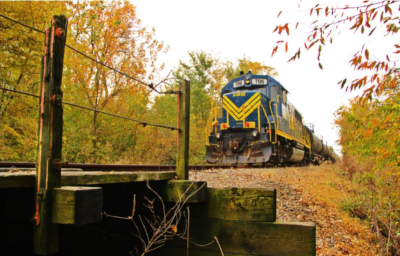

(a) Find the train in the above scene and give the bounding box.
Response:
[205,71,337,165]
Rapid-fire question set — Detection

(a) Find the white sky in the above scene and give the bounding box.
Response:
[133,0,395,155]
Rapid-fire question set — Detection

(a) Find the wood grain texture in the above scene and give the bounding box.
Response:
[52,186,102,225]
[160,180,208,203]
[168,218,316,256]
[190,187,276,222]
[34,15,68,255]
[0,171,176,188]
[177,80,190,180]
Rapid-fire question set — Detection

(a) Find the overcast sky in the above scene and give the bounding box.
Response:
[133,0,394,154]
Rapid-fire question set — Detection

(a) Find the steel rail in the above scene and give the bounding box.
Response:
[0,162,237,172]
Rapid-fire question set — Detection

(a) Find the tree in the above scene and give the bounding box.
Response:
[0,1,169,164]
[334,92,400,254]
[0,1,67,161]
[272,0,400,98]
[224,56,278,81]
[63,1,166,161]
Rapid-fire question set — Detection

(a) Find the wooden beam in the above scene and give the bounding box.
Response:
[177,80,190,180]
[52,186,102,225]
[166,219,316,256]
[160,180,207,203]
[0,171,176,188]
[33,15,68,255]
[190,187,276,222]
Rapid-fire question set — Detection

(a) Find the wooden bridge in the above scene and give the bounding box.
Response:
[0,15,316,256]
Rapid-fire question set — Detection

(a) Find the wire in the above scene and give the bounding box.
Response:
[0,13,44,34]
[0,86,179,131]
[0,13,179,95]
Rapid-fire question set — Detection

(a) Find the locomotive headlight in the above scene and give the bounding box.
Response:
[252,131,258,137]
[216,132,222,139]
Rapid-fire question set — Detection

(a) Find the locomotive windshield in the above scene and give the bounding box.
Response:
[270,85,279,101]
[235,87,267,95]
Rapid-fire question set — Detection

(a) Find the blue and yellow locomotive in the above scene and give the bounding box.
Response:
[206,71,336,165]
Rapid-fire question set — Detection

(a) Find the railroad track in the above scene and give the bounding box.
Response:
[0,162,241,172]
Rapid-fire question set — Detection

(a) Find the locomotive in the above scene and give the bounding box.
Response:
[205,71,336,165]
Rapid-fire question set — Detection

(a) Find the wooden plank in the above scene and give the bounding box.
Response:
[149,246,248,256]
[34,15,68,255]
[61,171,176,185]
[52,186,102,225]
[190,187,276,222]
[160,180,207,203]
[168,219,316,256]
[177,80,190,180]
[0,172,35,188]
[0,171,176,188]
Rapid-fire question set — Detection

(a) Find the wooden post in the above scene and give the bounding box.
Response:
[177,80,190,180]
[34,15,68,255]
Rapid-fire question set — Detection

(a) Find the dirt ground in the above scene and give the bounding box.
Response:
[190,165,379,256]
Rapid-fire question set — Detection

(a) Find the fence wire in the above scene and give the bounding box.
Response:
[0,13,180,131]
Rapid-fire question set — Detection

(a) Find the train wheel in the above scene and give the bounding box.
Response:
[276,144,286,163]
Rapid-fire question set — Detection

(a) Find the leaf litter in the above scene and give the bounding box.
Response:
[190,165,378,256]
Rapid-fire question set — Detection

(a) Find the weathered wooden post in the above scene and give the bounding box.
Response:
[33,15,68,255]
[176,80,190,180]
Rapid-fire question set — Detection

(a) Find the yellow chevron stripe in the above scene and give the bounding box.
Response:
[223,93,261,121]
[224,106,241,120]
[225,95,260,118]
[223,93,260,113]
[223,95,260,116]
[223,102,260,120]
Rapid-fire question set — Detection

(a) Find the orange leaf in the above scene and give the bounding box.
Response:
[171,225,177,233]
[271,46,279,57]
[365,49,369,60]
[285,42,288,52]
[285,25,289,35]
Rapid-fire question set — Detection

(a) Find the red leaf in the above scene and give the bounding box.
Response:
[310,8,313,16]
[386,55,390,61]
[386,5,392,15]
[271,46,279,57]
[365,49,369,60]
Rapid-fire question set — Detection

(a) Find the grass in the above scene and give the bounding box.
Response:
[262,164,379,256]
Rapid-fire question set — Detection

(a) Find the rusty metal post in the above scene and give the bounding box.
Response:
[176,80,190,180]
[34,15,68,255]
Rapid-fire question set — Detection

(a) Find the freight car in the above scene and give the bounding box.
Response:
[206,71,336,165]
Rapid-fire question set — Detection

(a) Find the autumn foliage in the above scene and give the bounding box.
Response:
[273,1,400,254]
[0,2,278,166]
[273,0,400,99]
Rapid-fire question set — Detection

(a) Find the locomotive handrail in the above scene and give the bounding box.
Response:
[269,96,280,144]
[259,104,272,142]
